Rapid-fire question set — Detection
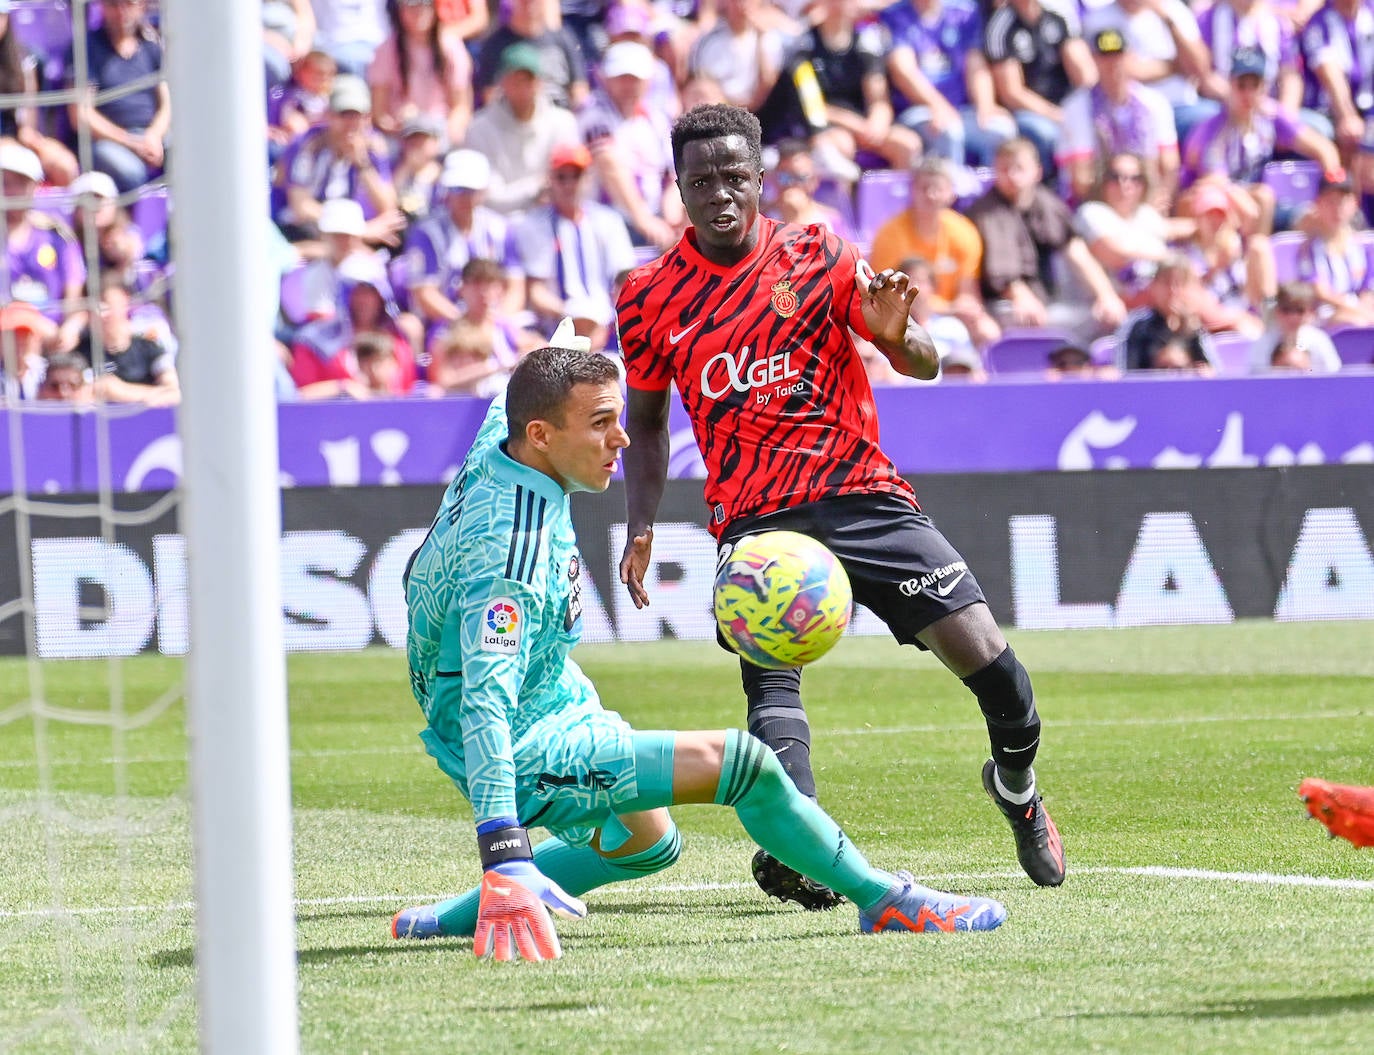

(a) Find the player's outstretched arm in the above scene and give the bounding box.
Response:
[619,386,671,609]
[473,819,587,961]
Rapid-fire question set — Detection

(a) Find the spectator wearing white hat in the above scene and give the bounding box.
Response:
[579,40,684,252]
[278,197,372,335]
[290,250,419,399]
[275,74,404,246]
[602,3,682,120]
[69,171,147,288]
[0,1,78,186]
[1,143,86,354]
[400,148,525,353]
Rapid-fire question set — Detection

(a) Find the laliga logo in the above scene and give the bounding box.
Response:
[486,602,519,634]
[699,345,801,399]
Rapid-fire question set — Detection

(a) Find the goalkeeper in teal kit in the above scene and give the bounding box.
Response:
[392,337,1008,961]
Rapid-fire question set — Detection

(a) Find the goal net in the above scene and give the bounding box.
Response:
[1,2,297,1050]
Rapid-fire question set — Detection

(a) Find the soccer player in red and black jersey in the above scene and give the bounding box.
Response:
[616,104,1065,907]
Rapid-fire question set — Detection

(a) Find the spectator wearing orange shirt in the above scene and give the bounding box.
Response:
[868,157,1000,346]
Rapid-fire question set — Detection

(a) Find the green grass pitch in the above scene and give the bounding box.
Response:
[2,621,1372,1054]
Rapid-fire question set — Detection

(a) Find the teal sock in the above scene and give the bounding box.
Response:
[433,826,682,936]
[716,730,894,913]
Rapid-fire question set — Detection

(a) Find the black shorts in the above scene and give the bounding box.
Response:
[716,492,986,651]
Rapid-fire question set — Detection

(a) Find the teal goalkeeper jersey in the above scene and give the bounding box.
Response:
[404,394,594,825]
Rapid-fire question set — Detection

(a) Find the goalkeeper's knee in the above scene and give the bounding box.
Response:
[605,823,682,877]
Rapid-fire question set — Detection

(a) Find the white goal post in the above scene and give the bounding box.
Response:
[164,2,300,1051]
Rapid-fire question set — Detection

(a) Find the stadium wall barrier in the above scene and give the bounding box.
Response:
[2,466,1370,658]
[2,372,1372,493]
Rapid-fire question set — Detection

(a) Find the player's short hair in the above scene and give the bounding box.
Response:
[354,331,395,363]
[437,319,493,361]
[1097,151,1150,199]
[507,347,621,437]
[913,156,954,183]
[897,255,933,284]
[995,137,1040,167]
[461,257,507,285]
[773,137,811,166]
[40,353,89,392]
[1153,253,1193,281]
[671,103,763,175]
[1276,280,1316,312]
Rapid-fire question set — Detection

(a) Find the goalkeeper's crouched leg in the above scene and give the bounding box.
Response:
[715,731,1006,933]
[714,731,892,912]
[392,826,682,939]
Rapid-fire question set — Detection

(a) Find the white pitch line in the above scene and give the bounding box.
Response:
[1091,865,1374,889]
[825,708,1374,739]
[2,708,1368,770]
[0,744,427,769]
[4,866,1372,920]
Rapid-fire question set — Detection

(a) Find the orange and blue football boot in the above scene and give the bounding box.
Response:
[860,872,1006,934]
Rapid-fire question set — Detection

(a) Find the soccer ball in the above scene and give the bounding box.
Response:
[714,531,853,669]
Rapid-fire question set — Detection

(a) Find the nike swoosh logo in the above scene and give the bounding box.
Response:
[668,321,703,345]
[935,570,967,597]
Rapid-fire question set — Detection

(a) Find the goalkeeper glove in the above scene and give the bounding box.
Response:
[473,820,586,961]
[548,317,592,353]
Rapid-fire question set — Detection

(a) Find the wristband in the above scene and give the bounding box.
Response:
[477,823,533,868]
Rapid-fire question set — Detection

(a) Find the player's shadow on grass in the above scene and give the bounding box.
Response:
[1072,991,1374,1021]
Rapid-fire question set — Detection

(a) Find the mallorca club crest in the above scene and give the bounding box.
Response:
[770,279,798,319]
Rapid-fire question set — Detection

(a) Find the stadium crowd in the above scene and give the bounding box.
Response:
[2,0,1373,405]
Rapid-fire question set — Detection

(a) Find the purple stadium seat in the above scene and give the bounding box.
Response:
[812,177,857,238]
[954,166,994,210]
[1088,333,1121,368]
[1261,160,1322,206]
[1270,231,1306,284]
[387,252,414,312]
[267,82,288,127]
[1208,330,1254,375]
[278,265,315,327]
[985,329,1074,375]
[131,186,170,246]
[1089,334,1119,366]
[9,0,74,88]
[30,185,74,226]
[1329,326,1374,367]
[854,169,911,244]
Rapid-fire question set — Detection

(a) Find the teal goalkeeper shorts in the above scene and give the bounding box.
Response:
[419,710,675,851]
